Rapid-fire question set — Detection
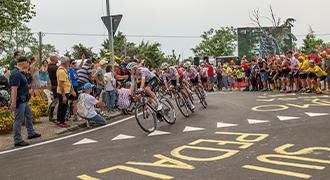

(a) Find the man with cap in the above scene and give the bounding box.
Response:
[9,56,41,147]
[79,83,107,125]
[56,56,77,128]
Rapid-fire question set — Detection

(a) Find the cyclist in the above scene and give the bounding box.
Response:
[183,62,205,95]
[126,62,162,111]
[161,63,195,111]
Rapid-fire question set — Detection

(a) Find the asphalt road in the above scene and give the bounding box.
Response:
[0,92,330,180]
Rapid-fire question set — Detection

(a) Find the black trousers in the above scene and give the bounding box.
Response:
[57,94,70,124]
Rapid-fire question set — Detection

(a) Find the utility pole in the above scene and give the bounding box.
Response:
[106,0,115,68]
[38,32,43,63]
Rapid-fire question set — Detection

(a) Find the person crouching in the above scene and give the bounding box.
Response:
[79,83,107,126]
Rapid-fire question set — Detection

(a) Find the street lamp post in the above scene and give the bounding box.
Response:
[106,0,115,68]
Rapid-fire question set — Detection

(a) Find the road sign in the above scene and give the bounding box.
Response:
[101,14,122,35]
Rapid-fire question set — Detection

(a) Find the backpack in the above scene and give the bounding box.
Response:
[77,94,89,118]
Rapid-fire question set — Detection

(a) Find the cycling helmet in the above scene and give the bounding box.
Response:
[183,62,191,68]
[160,63,169,69]
[126,62,138,70]
[308,60,315,65]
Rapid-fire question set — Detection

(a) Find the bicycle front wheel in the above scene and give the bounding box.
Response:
[174,92,190,117]
[135,103,157,133]
[160,98,176,125]
[196,88,208,109]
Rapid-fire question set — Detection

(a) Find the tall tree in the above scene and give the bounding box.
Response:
[192,27,237,57]
[301,27,324,54]
[0,24,38,65]
[0,0,36,34]
[136,41,165,68]
[71,43,96,60]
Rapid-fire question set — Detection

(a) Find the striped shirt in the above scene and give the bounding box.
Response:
[77,65,93,84]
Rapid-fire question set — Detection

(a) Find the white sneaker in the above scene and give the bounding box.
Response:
[157,103,163,111]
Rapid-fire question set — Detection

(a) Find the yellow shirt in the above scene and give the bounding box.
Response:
[307,65,327,77]
[225,66,232,75]
[299,60,309,71]
[57,67,72,94]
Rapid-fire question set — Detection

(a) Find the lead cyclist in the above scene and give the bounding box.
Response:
[126,62,162,111]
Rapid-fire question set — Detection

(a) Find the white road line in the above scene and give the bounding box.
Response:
[0,115,134,156]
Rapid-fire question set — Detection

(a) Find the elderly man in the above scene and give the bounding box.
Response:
[56,57,77,128]
[10,56,41,147]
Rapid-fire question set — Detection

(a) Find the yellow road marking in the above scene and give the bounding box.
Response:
[275,144,330,156]
[242,165,311,179]
[97,165,173,179]
[215,132,269,143]
[126,154,194,170]
[77,175,101,180]
[257,154,328,170]
[189,139,253,149]
[170,145,238,161]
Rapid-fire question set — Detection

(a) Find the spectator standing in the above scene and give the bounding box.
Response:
[95,59,108,98]
[48,55,59,98]
[29,56,41,93]
[242,60,251,91]
[68,58,84,120]
[77,59,93,89]
[104,65,116,113]
[216,64,223,90]
[56,57,76,128]
[116,56,130,88]
[308,50,321,66]
[9,51,21,71]
[207,62,215,91]
[9,56,41,147]
[39,60,49,89]
[320,51,330,90]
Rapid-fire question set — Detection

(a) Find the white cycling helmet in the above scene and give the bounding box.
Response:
[183,62,191,68]
[126,62,138,70]
[161,63,169,69]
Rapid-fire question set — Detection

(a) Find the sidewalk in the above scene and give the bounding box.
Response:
[0,111,122,151]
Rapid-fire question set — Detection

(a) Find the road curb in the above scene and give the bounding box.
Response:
[55,112,123,135]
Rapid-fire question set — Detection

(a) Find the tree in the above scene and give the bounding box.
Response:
[192,27,237,57]
[0,0,36,34]
[100,31,136,58]
[247,5,297,56]
[0,24,38,65]
[165,50,181,65]
[29,43,58,60]
[301,26,324,54]
[136,41,165,68]
[71,43,96,60]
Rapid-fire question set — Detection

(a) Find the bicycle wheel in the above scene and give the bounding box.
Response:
[48,100,57,123]
[174,92,190,117]
[187,90,195,105]
[135,103,157,133]
[196,88,208,108]
[160,98,176,125]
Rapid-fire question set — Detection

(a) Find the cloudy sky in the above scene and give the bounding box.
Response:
[28,0,330,58]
